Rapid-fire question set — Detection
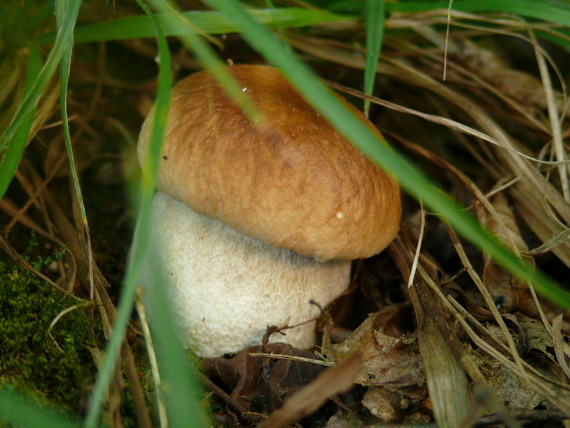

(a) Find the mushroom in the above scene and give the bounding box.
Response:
[137,64,401,358]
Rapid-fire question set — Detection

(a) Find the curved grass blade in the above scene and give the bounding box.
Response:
[0,47,41,198]
[0,0,81,159]
[0,387,81,428]
[55,0,94,302]
[262,0,294,55]
[63,8,352,43]
[86,0,278,424]
[539,29,570,53]
[384,0,570,26]
[332,0,570,27]
[204,0,570,309]
[142,263,211,428]
[84,2,208,427]
[145,0,260,122]
[363,0,385,117]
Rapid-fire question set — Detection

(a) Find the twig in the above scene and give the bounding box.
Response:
[197,372,261,425]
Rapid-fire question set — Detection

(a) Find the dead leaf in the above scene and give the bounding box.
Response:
[526,228,570,256]
[477,193,533,312]
[473,349,549,410]
[332,305,424,387]
[517,313,557,362]
[361,386,402,423]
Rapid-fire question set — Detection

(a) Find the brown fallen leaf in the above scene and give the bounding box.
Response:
[476,192,532,313]
[332,305,424,387]
[517,313,558,362]
[470,346,549,410]
[361,386,403,423]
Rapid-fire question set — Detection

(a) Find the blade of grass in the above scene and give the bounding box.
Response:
[0,47,41,198]
[54,8,352,44]
[538,29,570,54]
[87,0,263,422]
[55,0,94,302]
[203,0,570,309]
[145,1,261,123]
[132,5,209,426]
[84,2,208,427]
[384,0,570,27]
[331,0,570,31]
[363,0,385,117]
[0,387,81,428]
[262,0,294,55]
[144,263,210,427]
[0,0,81,161]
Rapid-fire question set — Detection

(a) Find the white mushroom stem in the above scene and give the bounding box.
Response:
[139,191,352,358]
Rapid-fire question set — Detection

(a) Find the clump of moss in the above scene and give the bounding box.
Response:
[0,239,101,415]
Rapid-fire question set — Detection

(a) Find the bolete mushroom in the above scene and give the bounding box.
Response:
[137,64,401,358]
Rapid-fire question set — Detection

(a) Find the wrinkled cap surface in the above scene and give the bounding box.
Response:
[138,64,401,260]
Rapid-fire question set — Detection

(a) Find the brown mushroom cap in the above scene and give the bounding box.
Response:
[138,64,401,261]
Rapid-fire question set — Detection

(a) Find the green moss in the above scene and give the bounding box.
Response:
[0,242,101,415]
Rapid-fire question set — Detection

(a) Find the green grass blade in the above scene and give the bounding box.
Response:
[0,47,41,198]
[0,0,81,157]
[204,0,570,309]
[55,0,94,303]
[60,8,352,43]
[384,0,570,26]
[538,29,570,53]
[143,263,210,427]
[329,0,570,26]
[363,0,385,117]
[0,387,81,428]
[145,0,260,122]
[84,1,208,426]
[86,0,273,424]
[55,1,97,422]
[137,2,209,426]
[262,0,294,55]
